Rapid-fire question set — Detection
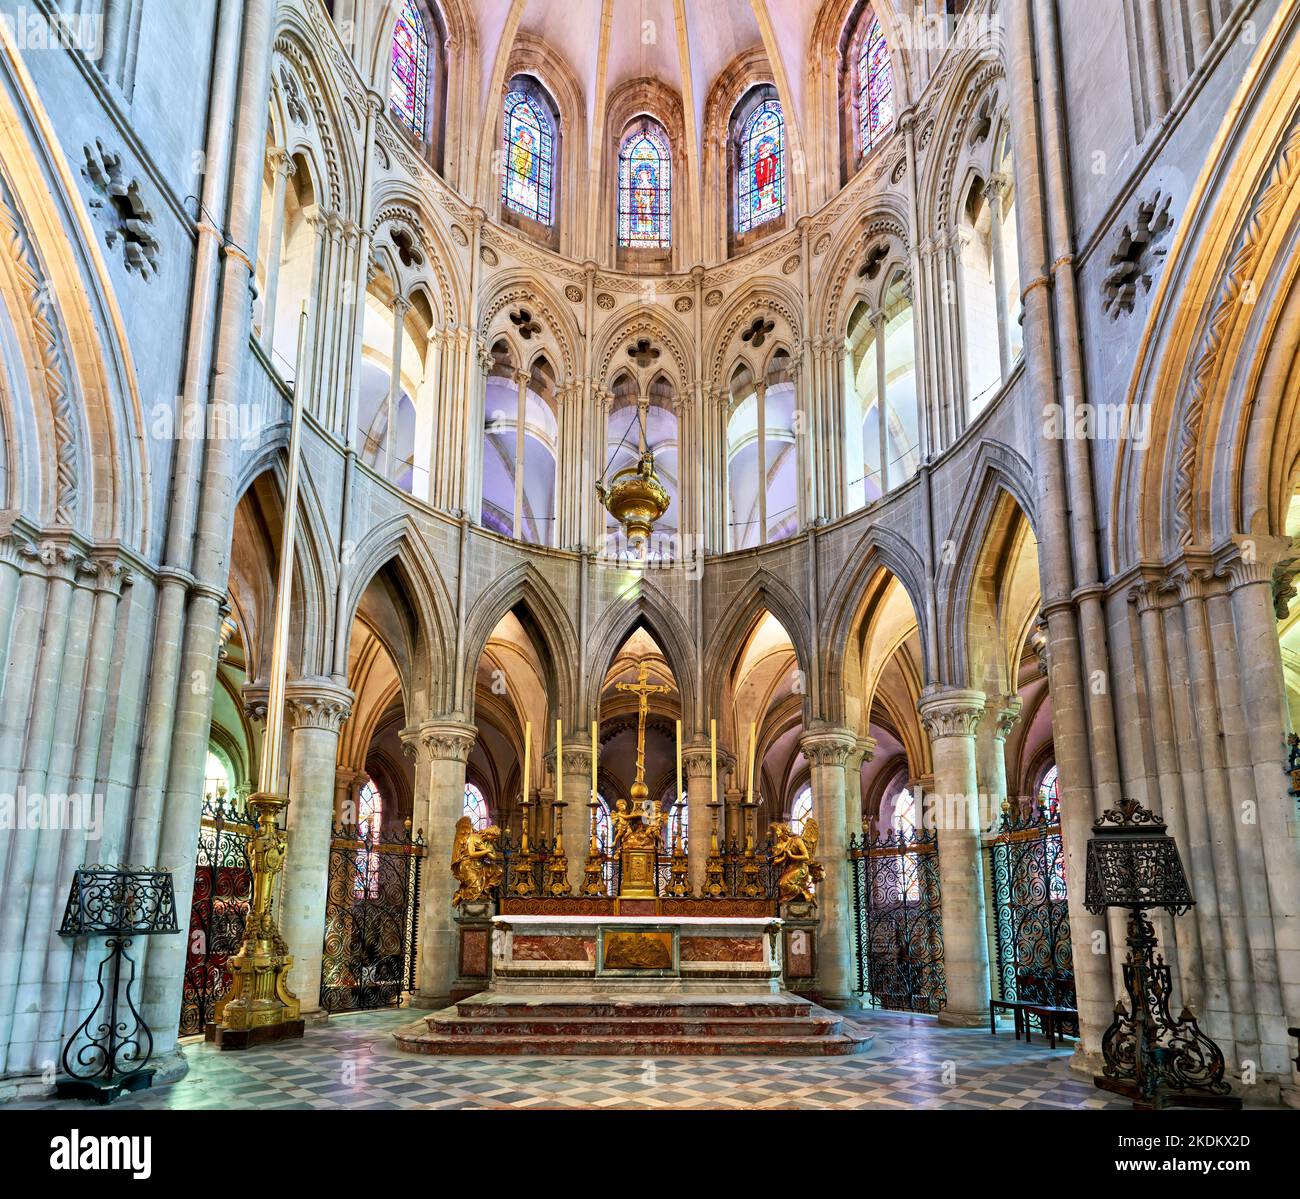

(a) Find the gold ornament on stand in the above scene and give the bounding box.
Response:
[546,721,572,896]
[771,819,824,904]
[451,816,502,906]
[210,793,302,1045]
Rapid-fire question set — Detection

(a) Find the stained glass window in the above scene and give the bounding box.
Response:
[463,783,490,831]
[618,124,671,248]
[389,0,429,139]
[858,15,894,155]
[736,99,785,235]
[665,791,688,846]
[1038,764,1060,811]
[355,779,383,900]
[789,786,813,835]
[502,90,555,225]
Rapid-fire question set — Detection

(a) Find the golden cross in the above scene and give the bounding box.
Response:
[615,661,671,789]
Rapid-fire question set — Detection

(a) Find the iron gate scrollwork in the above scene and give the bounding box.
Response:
[180,794,255,1036]
[849,827,946,1013]
[319,823,425,1013]
[986,806,1075,1009]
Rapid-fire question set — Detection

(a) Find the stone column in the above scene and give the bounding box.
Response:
[984,174,1013,383]
[402,720,477,1009]
[684,744,713,896]
[918,687,991,1026]
[279,679,353,1018]
[799,726,860,1008]
[559,742,593,892]
[977,694,1021,813]
[383,296,410,479]
[257,147,294,349]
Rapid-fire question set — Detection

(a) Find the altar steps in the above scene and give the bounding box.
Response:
[393,994,874,1056]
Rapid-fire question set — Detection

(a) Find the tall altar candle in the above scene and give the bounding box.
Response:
[675,718,682,807]
[746,720,756,803]
[710,719,717,805]
[555,719,563,805]
[591,720,598,801]
[523,720,531,808]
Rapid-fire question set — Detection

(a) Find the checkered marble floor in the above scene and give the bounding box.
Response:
[7,1007,1135,1111]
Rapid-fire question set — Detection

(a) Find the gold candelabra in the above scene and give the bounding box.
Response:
[703,799,727,899]
[581,799,607,896]
[546,794,571,897]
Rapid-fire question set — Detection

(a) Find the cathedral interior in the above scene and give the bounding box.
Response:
[1,0,1299,1135]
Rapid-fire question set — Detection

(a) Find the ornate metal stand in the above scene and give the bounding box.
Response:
[57,866,179,1104]
[1085,798,1241,1110]
[1095,908,1241,1110]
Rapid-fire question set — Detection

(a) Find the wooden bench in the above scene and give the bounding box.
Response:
[989,997,1034,1038]
[990,997,1079,1048]
[1023,1004,1079,1049]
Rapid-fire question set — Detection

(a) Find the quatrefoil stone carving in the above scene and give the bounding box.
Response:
[741,316,776,348]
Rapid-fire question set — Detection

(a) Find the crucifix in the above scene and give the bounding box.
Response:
[615,661,671,804]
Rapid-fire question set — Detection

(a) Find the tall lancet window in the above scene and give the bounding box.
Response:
[736,99,786,234]
[618,122,672,248]
[858,15,894,155]
[389,0,430,138]
[502,90,555,225]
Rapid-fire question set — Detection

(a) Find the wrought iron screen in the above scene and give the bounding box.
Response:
[986,810,1075,1008]
[180,795,256,1036]
[849,828,946,1012]
[319,824,424,1012]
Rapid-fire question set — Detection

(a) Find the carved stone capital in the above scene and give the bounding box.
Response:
[799,726,858,769]
[401,720,478,763]
[682,746,714,780]
[286,679,354,733]
[987,695,1022,741]
[917,687,986,740]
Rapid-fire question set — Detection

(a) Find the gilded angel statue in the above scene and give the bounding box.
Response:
[451,816,503,906]
[771,818,824,904]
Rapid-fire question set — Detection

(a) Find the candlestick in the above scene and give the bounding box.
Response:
[555,718,562,807]
[523,720,531,808]
[710,718,717,806]
[675,718,682,851]
[746,720,756,804]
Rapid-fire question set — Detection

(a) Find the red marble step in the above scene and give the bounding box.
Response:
[394,1031,874,1057]
[428,1016,843,1038]
[455,1000,815,1020]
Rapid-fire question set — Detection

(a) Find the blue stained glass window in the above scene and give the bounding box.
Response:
[858,15,894,155]
[618,124,672,248]
[389,0,429,139]
[502,90,555,225]
[736,99,786,235]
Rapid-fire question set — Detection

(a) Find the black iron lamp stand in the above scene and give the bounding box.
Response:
[56,866,179,1104]
[1083,800,1240,1111]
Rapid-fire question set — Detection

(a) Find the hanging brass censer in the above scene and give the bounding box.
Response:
[597,448,670,547]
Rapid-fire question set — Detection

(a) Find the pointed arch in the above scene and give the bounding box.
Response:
[585,582,699,732]
[819,523,931,723]
[341,515,457,714]
[459,560,579,721]
[704,567,812,730]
